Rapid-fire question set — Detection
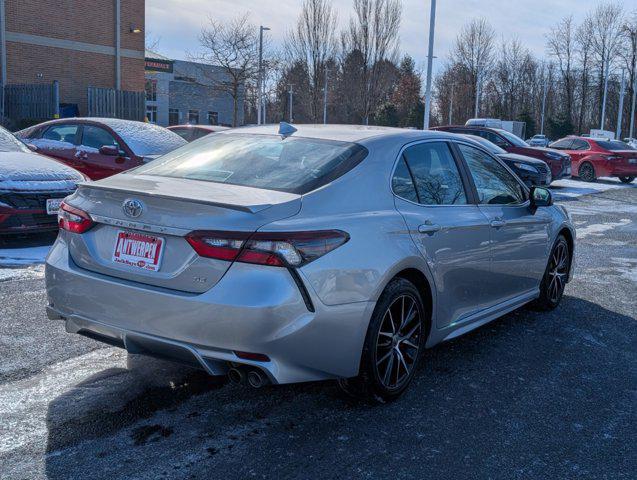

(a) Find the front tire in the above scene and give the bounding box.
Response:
[619,176,635,184]
[578,162,596,182]
[338,278,427,402]
[531,235,570,311]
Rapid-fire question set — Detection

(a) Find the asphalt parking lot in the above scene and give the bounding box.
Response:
[1,179,636,480]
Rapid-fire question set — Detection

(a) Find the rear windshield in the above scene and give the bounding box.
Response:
[596,140,635,151]
[133,133,368,194]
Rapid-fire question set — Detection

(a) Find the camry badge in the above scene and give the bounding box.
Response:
[122,198,144,218]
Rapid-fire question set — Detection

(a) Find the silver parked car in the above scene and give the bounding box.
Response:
[46,124,575,401]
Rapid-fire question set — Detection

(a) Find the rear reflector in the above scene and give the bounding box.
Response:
[58,202,94,233]
[185,230,349,267]
[234,351,271,362]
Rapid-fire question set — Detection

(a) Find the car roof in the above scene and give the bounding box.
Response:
[169,124,229,131]
[221,124,455,144]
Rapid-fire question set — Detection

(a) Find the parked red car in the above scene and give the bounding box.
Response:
[17,118,186,180]
[433,125,572,180]
[549,136,637,183]
[167,124,229,142]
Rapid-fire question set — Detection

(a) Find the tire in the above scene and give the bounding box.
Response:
[337,278,427,402]
[578,162,596,182]
[619,176,635,184]
[531,235,570,311]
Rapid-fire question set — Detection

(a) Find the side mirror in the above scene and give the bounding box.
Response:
[27,143,38,152]
[529,186,553,213]
[99,145,120,156]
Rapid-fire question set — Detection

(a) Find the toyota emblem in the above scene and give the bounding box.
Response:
[122,198,144,218]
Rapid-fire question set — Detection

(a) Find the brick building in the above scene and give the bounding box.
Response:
[0,0,145,117]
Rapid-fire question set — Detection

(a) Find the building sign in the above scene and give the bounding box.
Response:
[145,59,173,73]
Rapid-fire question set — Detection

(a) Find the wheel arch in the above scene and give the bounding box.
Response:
[392,267,434,341]
[557,226,575,282]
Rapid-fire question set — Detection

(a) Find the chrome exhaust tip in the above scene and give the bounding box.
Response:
[228,367,245,384]
[247,369,268,388]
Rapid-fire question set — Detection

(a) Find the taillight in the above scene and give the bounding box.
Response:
[185,230,349,267]
[58,202,94,233]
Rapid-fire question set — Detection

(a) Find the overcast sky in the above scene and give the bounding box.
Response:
[147,0,604,72]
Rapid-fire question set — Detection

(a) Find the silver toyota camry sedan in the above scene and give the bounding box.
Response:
[45,124,575,401]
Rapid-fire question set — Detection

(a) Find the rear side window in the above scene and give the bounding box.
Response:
[571,139,589,150]
[393,142,467,205]
[42,124,78,144]
[134,134,368,194]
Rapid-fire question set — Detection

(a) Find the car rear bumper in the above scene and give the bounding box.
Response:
[45,236,373,384]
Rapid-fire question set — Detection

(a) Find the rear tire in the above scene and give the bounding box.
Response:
[337,278,427,402]
[531,235,570,311]
[578,162,596,182]
[619,176,635,184]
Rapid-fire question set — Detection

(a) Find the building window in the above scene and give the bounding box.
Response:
[146,105,157,124]
[208,111,219,126]
[188,110,199,124]
[145,79,157,102]
[169,108,180,126]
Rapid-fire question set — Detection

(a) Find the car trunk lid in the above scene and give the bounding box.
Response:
[66,174,301,293]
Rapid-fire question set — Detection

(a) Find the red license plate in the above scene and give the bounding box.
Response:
[112,230,164,272]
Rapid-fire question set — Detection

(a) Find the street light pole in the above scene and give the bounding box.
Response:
[257,25,270,125]
[323,66,329,124]
[423,0,436,130]
[630,67,637,140]
[616,69,626,140]
[600,60,610,130]
[540,78,548,135]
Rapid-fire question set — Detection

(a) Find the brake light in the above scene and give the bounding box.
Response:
[186,230,349,267]
[58,202,94,233]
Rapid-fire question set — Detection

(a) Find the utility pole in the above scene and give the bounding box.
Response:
[422,0,437,130]
[540,78,548,135]
[289,84,293,123]
[474,66,482,118]
[616,69,626,140]
[630,66,637,140]
[323,66,329,124]
[257,25,270,125]
[0,0,6,121]
[448,84,454,125]
[600,60,610,131]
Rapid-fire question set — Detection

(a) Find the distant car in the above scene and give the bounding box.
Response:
[167,124,229,142]
[433,126,572,181]
[460,135,552,187]
[17,118,187,180]
[624,138,637,149]
[0,126,85,235]
[549,136,637,183]
[527,134,550,147]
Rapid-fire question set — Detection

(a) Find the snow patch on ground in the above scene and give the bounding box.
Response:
[550,177,636,199]
[0,245,51,267]
[575,218,631,238]
[610,257,637,283]
[0,264,45,282]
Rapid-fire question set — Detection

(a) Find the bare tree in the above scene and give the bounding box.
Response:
[451,18,496,114]
[285,0,338,123]
[195,14,259,127]
[547,16,576,122]
[342,0,402,124]
[575,16,594,133]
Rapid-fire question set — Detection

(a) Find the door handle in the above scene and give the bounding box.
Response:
[418,223,441,235]
[490,219,506,228]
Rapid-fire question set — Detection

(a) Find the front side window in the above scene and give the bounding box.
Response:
[42,124,78,144]
[394,142,467,205]
[133,134,368,194]
[82,125,119,150]
[458,144,525,205]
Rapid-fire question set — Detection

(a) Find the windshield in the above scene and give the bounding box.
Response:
[0,127,30,153]
[497,129,529,147]
[133,133,368,194]
[461,134,506,154]
[597,140,635,151]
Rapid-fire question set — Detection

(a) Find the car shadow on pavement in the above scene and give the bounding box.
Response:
[43,295,636,479]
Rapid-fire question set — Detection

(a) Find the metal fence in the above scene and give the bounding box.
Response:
[0,82,59,128]
[87,87,145,121]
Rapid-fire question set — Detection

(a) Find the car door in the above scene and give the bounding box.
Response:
[32,123,80,168]
[567,139,591,171]
[456,142,550,301]
[77,125,132,179]
[392,140,494,328]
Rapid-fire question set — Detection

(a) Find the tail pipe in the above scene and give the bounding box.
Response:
[227,367,245,384]
[246,368,269,388]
